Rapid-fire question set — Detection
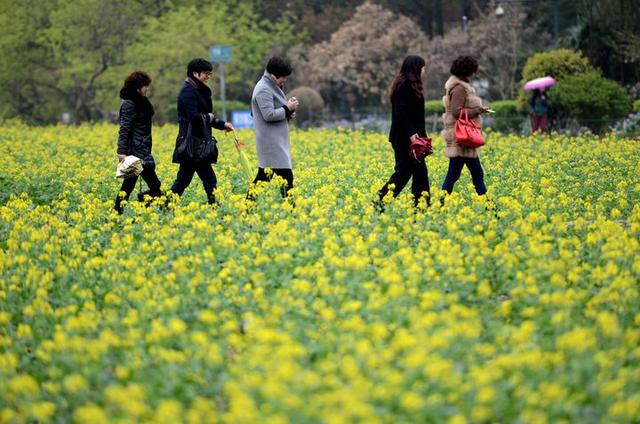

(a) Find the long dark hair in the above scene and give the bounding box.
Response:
[389,55,425,103]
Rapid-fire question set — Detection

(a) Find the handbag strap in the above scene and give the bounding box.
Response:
[186,117,194,140]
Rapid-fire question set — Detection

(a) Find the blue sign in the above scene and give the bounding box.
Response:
[231,110,253,129]
[209,45,232,63]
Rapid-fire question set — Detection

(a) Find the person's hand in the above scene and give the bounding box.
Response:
[479,107,492,114]
[410,133,419,142]
[224,122,234,132]
[287,97,299,111]
[118,154,126,162]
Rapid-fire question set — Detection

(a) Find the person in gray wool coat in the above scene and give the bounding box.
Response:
[248,56,299,199]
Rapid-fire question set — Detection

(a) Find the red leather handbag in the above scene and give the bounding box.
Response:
[455,109,485,148]
[409,135,433,161]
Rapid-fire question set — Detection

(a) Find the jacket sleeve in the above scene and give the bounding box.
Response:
[117,100,135,155]
[392,83,419,138]
[450,85,482,119]
[254,89,287,123]
[210,115,226,131]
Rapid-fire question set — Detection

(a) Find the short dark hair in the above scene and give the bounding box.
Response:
[123,71,152,91]
[450,55,479,79]
[187,58,213,77]
[266,56,292,78]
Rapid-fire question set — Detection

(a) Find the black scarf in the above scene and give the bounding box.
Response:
[119,87,155,118]
[186,77,213,113]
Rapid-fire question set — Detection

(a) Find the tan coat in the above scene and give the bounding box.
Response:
[441,76,484,159]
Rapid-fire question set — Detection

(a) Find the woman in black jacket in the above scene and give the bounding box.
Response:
[114,71,162,214]
[377,55,430,209]
[169,58,234,205]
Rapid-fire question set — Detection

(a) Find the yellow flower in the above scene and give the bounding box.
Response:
[30,401,56,422]
[63,374,88,393]
[9,374,39,398]
[73,403,109,424]
[399,392,423,411]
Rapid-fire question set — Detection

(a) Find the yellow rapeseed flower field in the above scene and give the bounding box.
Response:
[0,122,639,423]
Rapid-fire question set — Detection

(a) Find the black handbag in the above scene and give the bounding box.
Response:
[173,115,218,164]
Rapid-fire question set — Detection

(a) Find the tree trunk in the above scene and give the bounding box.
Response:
[435,0,444,37]
[425,0,434,39]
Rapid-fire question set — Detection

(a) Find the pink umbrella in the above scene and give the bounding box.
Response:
[524,76,556,91]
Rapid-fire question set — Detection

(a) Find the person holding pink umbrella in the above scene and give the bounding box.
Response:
[529,89,550,132]
[524,76,555,133]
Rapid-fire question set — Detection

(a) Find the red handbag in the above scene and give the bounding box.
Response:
[455,109,485,148]
[409,135,433,161]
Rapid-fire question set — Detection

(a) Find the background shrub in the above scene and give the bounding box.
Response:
[485,100,525,133]
[553,72,632,133]
[288,86,325,126]
[424,100,445,116]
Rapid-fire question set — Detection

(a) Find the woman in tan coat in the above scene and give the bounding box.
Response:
[441,56,491,196]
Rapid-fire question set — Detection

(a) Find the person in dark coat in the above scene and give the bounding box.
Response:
[377,55,430,209]
[169,58,234,205]
[114,71,162,214]
[529,89,550,133]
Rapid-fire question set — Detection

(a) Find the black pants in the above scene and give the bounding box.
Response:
[114,164,162,214]
[170,162,217,204]
[441,156,487,195]
[379,142,430,205]
[248,167,294,199]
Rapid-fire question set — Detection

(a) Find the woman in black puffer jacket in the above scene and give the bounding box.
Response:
[114,71,162,214]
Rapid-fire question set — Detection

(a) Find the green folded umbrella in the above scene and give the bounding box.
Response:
[230,130,254,182]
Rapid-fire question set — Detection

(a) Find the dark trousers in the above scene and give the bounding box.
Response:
[114,164,162,214]
[170,162,217,204]
[441,156,487,195]
[379,142,430,205]
[249,167,294,199]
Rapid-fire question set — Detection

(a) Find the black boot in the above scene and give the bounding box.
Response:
[137,190,151,202]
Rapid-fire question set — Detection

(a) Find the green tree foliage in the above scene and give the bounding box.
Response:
[0,0,67,123]
[573,0,640,86]
[553,72,632,133]
[109,2,297,122]
[486,100,525,133]
[0,0,296,124]
[43,0,144,122]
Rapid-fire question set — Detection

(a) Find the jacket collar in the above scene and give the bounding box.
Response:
[119,87,154,117]
[262,71,286,97]
[445,75,475,94]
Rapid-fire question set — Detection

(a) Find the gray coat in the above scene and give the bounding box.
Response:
[251,71,292,169]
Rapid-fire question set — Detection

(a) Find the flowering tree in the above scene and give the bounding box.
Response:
[291,2,429,111]
[422,2,545,100]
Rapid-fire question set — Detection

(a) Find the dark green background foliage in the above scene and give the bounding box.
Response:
[486,100,525,133]
[553,73,632,133]
[424,100,445,117]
